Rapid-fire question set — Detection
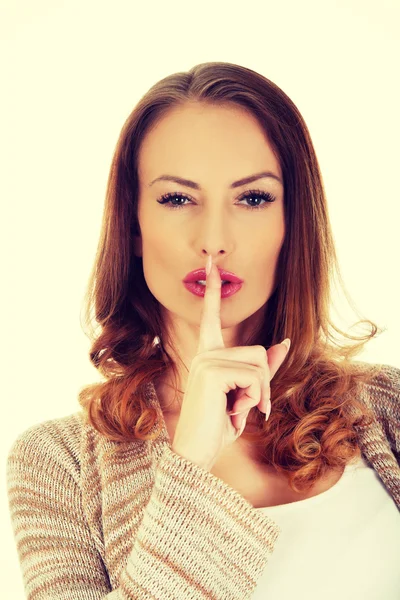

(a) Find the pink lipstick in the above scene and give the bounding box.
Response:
[183,267,244,298]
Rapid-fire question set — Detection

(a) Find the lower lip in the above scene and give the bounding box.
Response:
[183,281,243,298]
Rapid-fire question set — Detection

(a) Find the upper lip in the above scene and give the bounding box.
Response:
[183,267,244,283]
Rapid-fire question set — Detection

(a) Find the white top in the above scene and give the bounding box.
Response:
[251,455,400,599]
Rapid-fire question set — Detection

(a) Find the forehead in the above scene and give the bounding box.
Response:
[138,103,282,184]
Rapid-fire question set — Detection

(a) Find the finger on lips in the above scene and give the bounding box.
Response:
[197,254,224,355]
[199,254,267,430]
[197,254,274,432]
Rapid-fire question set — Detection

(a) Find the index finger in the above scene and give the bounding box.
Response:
[197,254,225,353]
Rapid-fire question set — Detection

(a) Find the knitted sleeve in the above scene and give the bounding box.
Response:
[6,422,280,599]
[370,363,400,463]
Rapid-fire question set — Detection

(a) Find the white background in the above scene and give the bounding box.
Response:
[1,0,399,596]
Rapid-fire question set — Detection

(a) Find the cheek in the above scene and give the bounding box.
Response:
[248,241,283,293]
[141,232,185,295]
[141,218,172,261]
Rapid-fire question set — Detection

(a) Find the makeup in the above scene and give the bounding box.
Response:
[183,281,243,298]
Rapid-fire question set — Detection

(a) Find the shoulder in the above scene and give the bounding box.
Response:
[6,411,85,485]
[354,360,400,419]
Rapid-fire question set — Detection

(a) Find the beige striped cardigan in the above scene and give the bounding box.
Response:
[6,362,400,599]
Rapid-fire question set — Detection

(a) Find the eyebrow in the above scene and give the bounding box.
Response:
[149,170,283,189]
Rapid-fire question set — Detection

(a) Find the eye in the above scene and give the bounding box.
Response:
[156,188,277,211]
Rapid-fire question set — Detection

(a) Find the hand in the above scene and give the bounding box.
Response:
[171,255,290,471]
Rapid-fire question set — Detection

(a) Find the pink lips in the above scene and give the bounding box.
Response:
[183,268,243,284]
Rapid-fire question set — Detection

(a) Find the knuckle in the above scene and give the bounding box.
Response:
[201,362,219,378]
[257,345,268,359]
[191,355,202,372]
[194,351,212,365]
[193,350,208,363]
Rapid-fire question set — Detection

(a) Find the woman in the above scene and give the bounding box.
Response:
[7,61,400,599]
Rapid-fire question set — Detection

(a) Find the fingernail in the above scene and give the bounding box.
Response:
[206,254,212,276]
[281,338,291,352]
[237,420,246,436]
[265,400,272,421]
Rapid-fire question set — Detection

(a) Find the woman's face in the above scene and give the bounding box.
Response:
[135,101,285,361]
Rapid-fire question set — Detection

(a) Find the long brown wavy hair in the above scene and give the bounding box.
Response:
[78,61,387,493]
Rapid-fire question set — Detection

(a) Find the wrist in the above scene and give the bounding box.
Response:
[171,444,213,472]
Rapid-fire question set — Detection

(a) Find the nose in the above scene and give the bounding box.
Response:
[202,249,226,257]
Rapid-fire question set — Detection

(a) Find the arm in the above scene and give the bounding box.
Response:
[6,427,115,599]
[6,424,280,599]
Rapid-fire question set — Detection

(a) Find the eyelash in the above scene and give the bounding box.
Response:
[156,188,277,211]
